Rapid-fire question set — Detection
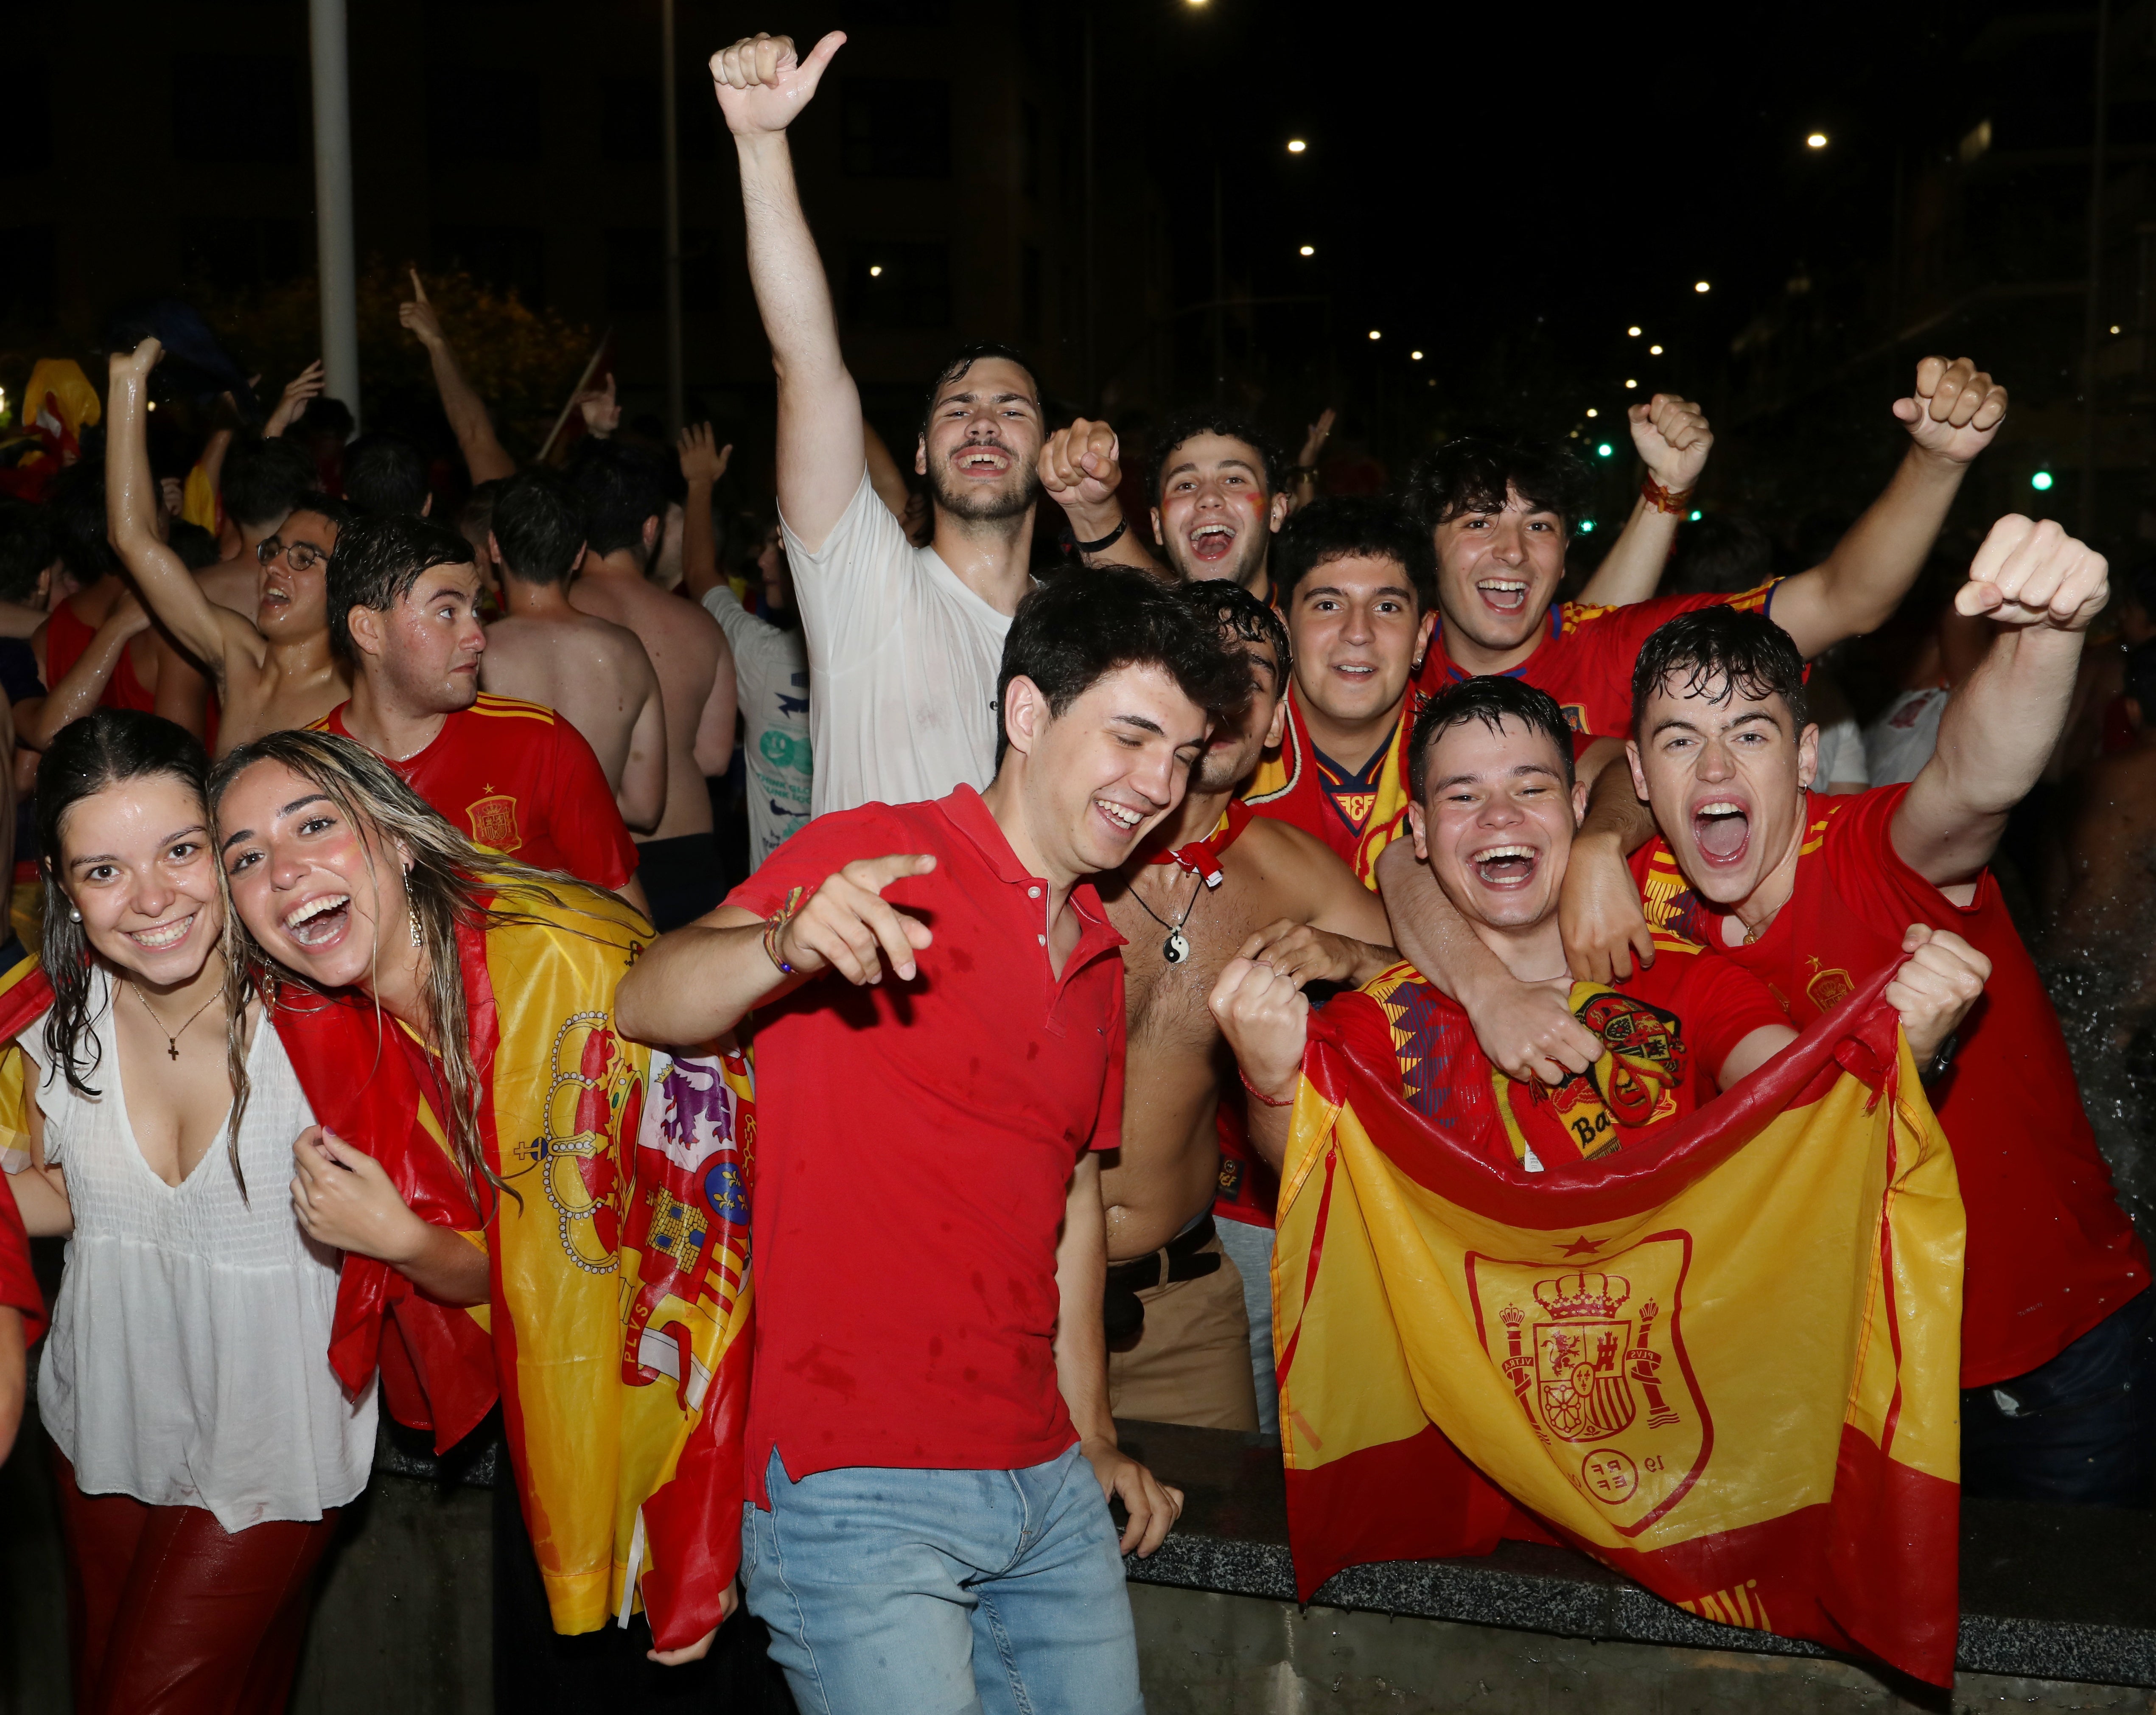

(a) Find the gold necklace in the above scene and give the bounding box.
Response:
[131,981,222,1061]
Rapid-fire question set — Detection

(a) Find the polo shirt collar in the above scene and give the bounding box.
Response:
[935,785,1127,962]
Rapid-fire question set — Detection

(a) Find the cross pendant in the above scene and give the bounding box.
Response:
[165,1042,179,1060]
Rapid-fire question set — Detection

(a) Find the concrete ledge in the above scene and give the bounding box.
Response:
[1112,1420,2156,1690]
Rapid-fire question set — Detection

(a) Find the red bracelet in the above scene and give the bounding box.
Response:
[1240,1068,1294,1109]
[1642,476,1694,516]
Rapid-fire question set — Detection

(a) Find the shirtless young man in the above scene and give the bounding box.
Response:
[1098,581,1395,1433]
[480,468,669,835]
[1596,532,2153,1503]
[105,339,353,754]
[563,441,735,931]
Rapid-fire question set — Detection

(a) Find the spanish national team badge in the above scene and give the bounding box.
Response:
[468,790,522,853]
[1467,1235,1711,1538]
[1803,956,1854,1012]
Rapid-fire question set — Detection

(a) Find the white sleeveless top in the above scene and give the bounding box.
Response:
[22,972,376,1530]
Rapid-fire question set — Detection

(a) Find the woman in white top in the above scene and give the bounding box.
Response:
[5,709,376,1715]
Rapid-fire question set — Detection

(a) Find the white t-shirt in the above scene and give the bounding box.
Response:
[19,975,376,1530]
[703,585,812,869]
[782,471,1012,815]
[1865,686,1949,787]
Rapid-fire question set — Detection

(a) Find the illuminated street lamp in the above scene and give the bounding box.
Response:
[1694,280,1711,294]
[1806,132,1828,149]
[1298,244,1314,256]
[1287,139,1307,154]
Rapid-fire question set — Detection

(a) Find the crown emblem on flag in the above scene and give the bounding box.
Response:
[1533,1271,1631,1320]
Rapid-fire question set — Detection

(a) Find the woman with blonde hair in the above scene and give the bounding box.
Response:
[207,726,747,1683]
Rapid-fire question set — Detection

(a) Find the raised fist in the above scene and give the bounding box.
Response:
[1208,956,1310,1107]
[1894,356,2008,465]
[1955,514,2108,635]
[1627,394,1712,494]
[709,31,845,137]
[1038,418,1123,513]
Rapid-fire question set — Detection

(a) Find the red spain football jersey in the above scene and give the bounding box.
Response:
[316,695,638,892]
[1420,583,1779,752]
[1631,786,2150,1387]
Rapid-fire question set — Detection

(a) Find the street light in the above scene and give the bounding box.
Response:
[1624,378,1637,389]
[1299,244,1314,256]
[1368,329,1381,340]
[1694,280,1711,293]
[1627,325,1641,337]
[1806,132,1827,149]
[1585,408,1598,418]
[1410,350,1423,360]
[1649,344,1663,355]
[1287,139,1307,154]
[868,264,883,277]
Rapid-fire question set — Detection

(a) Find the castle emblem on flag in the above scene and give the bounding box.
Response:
[1467,1233,1713,1536]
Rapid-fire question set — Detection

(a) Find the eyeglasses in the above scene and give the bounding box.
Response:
[257,537,327,573]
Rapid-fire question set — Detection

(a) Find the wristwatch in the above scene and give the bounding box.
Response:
[1919,1032,1959,1087]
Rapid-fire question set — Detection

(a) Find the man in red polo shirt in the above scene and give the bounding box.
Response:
[617,566,1249,1706]
[1608,536,2152,1504]
[317,515,646,916]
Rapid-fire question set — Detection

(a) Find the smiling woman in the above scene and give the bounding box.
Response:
[0,708,375,1712]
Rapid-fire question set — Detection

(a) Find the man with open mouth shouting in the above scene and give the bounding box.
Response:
[712,29,1154,823]
[1601,525,2154,1506]
[1209,674,1985,1177]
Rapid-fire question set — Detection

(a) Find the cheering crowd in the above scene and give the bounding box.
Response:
[0,22,2149,1715]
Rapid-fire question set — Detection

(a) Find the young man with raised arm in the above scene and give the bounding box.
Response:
[479,468,669,837]
[1376,356,2011,1091]
[711,29,1154,815]
[1600,531,2151,1503]
[316,515,648,917]
[1210,675,1988,1180]
[615,569,1247,1711]
[1098,580,1395,1435]
[562,442,735,930]
[1149,396,1713,612]
[106,339,353,754]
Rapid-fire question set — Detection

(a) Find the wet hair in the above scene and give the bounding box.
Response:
[297,397,355,443]
[1666,514,1774,599]
[0,499,58,604]
[1404,432,1593,535]
[326,514,476,664]
[221,437,319,532]
[1630,607,1809,737]
[1173,576,1292,684]
[48,462,120,583]
[459,477,505,545]
[918,341,1041,446]
[491,469,588,587]
[563,440,668,559]
[168,520,221,571]
[341,433,432,518]
[36,712,233,1162]
[994,565,1252,765]
[1147,409,1288,506]
[207,728,615,1202]
[281,492,355,536]
[1408,675,1576,801]
[1273,496,1436,609]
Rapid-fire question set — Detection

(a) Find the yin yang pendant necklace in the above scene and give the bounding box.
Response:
[1131,869,1206,965]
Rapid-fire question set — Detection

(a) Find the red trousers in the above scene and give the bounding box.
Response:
[50,1444,341,1715]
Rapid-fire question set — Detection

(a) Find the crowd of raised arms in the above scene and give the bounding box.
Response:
[0,24,2148,1715]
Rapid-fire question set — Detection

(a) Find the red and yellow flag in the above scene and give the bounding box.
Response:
[1274,967,1965,1685]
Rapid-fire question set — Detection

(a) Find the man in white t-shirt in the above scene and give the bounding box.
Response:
[714,30,1153,815]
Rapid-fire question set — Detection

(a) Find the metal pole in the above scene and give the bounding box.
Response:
[1083,11,1096,412]
[661,0,685,439]
[308,0,361,429]
[2081,0,2111,533]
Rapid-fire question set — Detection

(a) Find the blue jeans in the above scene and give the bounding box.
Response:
[741,1445,1144,1715]
[1214,1218,1279,1438]
[1961,1288,2156,1506]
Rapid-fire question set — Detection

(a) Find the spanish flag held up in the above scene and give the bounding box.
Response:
[1273,966,1965,1686]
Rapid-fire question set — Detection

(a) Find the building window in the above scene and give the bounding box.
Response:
[171,56,300,164]
[427,67,541,163]
[841,80,950,179]
[846,242,951,330]
[431,226,546,305]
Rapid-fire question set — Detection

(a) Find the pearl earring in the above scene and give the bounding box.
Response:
[69,907,81,923]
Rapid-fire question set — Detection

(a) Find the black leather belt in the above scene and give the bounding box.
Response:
[1103,1213,1222,1345]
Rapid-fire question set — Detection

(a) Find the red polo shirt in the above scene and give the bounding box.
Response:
[726,785,1127,1503]
[314,695,637,893]
[1632,786,2150,1387]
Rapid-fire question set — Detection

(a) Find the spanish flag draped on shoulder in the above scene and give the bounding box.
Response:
[1273,964,1965,1686]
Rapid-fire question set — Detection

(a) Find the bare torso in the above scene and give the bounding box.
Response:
[1099,818,1381,1259]
[571,569,727,839]
[481,611,655,789]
